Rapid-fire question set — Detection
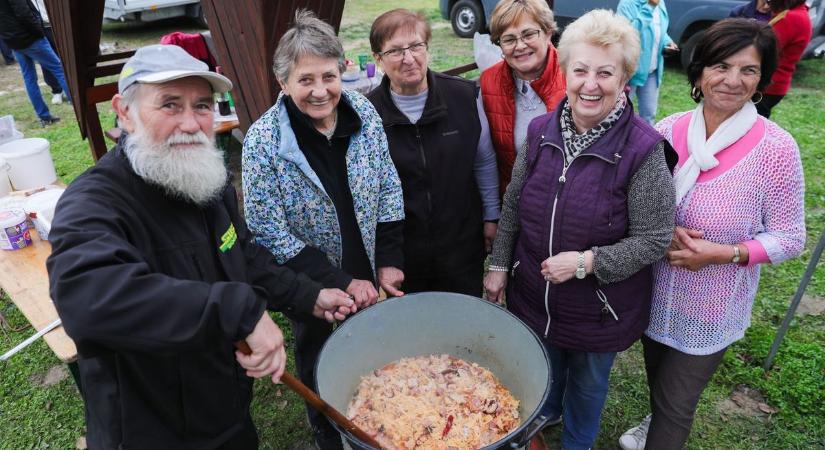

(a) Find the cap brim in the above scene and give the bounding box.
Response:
[135,70,233,93]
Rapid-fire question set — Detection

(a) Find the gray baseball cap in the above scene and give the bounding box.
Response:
[118,44,232,94]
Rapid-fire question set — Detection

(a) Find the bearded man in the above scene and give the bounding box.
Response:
[46,45,355,450]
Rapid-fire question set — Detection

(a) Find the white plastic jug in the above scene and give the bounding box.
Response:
[0,138,58,190]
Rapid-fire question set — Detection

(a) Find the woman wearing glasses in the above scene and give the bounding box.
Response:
[242,11,404,449]
[480,0,567,194]
[367,9,501,296]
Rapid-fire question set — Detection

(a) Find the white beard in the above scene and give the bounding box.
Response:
[124,121,228,206]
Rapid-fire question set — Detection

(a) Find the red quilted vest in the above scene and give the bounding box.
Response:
[480,46,566,196]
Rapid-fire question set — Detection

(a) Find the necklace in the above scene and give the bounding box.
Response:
[319,112,338,141]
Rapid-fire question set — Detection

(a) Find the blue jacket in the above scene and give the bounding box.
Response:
[617,0,674,87]
[242,90,404,274]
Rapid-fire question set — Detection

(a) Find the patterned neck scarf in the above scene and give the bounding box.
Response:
[559,93,627,165]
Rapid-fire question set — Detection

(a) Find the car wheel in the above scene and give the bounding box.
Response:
[451,0,484,38]
[680,29,705,69]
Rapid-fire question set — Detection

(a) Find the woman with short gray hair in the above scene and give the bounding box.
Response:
[242,10,405,449]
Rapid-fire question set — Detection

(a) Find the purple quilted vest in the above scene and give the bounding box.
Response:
[507,100,663,352]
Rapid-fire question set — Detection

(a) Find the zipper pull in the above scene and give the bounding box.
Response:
[596,289,619,321]
[511,260,520,277]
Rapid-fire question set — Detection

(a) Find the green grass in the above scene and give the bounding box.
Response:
[1,1,825,449]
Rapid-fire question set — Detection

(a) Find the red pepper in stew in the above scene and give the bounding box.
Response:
[441,415,454,438]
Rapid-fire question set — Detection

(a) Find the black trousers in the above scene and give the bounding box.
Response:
[215,415,259,450]
[755,94,785,118]
[642,336,727,450]
[291,318,343,450]
[401,257,484,297]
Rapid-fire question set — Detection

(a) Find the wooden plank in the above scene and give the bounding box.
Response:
[95,50,136,63]
[0,231,77,363]
[443,62,478,76]
[85,83,118,107]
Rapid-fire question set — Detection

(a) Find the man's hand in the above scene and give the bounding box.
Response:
[235,312,286,383]
[484,222,498,253]
[484,271,507,304]
[378,266,405,297]
[313,288,356,322]
[346,278,379,308]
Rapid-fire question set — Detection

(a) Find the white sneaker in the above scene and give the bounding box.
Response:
[51,93,63,104]
[619,414,652,450]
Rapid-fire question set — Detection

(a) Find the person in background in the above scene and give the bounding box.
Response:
[242,10,404,449]
[481,0,566,194]
[618,0,679,124]
[368,9,500,296]
[33,0,67,104]
[758,0,813,117]
[619,19,806,450]
[484,9,676,450]
[729,0,772,22]
[0,0,70,126]
[48,44,356,450]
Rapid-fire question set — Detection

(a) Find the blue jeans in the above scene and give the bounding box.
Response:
[539,342,617,450]
[629,72,659,125]
[11,37,71,120]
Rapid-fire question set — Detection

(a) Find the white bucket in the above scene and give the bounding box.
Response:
[0,157,11,198]
[0,138,58,190]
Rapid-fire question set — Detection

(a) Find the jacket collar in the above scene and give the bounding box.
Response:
[373,69,448,126]
[540,95,638,163]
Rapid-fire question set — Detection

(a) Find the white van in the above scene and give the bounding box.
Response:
[103,0,206,27]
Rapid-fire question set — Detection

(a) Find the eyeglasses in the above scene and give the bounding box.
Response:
[379,42,428,61]
[496,29,542,49]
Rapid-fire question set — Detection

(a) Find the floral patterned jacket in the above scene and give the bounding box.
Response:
[242,90,404,273]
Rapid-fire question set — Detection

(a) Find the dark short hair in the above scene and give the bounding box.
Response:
[370,9,432,54]
[770,0,806,13]
[687,18,778,102]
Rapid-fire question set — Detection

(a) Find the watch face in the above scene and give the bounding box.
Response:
[575,268,586,279]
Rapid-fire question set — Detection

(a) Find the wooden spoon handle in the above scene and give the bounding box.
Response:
[234,340,382,449]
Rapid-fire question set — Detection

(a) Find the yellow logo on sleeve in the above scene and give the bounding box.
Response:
[219,224,237,253]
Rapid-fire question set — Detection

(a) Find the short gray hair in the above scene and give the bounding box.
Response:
[119,83,143,110]
[273,9,346,82]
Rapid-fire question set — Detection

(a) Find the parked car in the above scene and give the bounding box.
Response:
[104,0,206,27]
[440,0,824,66]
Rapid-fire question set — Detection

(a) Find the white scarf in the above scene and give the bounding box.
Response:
[673,101,757,203]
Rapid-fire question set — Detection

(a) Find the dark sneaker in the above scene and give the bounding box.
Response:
[40,116,61,127]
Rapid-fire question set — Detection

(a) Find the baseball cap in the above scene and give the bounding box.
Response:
[118,44,233,94]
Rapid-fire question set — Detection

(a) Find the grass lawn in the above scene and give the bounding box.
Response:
[1,1,824,449]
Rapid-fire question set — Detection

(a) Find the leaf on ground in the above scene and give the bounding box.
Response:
[795,295,825,317]
[716,385,776,421]
[75,436,87,449]
[277,400,289,410]
[28,365,69,387]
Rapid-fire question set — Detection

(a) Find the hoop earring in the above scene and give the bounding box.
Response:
[751,91,764,104]
[690,85,702,102]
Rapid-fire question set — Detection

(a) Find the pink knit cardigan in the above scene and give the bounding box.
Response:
[647,112,806,355]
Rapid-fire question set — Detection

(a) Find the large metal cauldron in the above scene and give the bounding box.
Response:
[315,292,552,449]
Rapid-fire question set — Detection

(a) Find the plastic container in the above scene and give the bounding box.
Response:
[0,115,23,146]
[0,208,32,250]
[0,156,11,198]
[0,138,58,190]
[24,188,64,240]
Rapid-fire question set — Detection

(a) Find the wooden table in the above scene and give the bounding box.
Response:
[0,228,77,363]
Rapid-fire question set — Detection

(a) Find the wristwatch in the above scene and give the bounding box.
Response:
[731,245,741,264]
[575,252,586,279]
